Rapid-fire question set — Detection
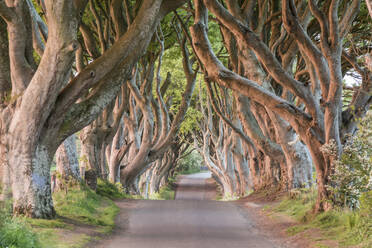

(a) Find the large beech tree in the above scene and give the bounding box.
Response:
[0,0,185,218]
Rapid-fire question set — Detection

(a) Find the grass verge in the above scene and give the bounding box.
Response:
[52,184,119,232]
[267,189,372,247]
[1,182,121,248]
[97,179,143,200]
[149,184,176,200]
[0,203,41,248]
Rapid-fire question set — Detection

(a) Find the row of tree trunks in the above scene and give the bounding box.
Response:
[117,25,197,192]
[189,0,371,211]
[1,0,371,218]
[213,17,313,192]
[0,0,187,218]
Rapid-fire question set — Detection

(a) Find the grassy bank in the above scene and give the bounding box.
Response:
[0,202,41,248]
[266,189,372,248]
[53,184,119,231]
[0,182,123,248]
[149,183,176,200]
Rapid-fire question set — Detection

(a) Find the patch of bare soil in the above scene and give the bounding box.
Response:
[85,199,136,248]
[57,217,110,247]
[237,191,340,248]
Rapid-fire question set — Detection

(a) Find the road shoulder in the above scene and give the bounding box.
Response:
[237,192,341,248]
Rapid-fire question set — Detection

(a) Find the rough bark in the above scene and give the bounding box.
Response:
[54,135,80,191]
[0,18,11,102]
[0,18,11,200]
[191,0,364,212]
[0,0,186,218]
[5,0,78,218]
[79,125,105,190]
[108,126,132,183]
[0,136,10,201]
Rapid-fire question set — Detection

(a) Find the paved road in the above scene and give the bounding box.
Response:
[174,171,215,200]
[94,172,281,248]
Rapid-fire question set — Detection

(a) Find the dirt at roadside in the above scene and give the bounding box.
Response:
[236,192,340,248]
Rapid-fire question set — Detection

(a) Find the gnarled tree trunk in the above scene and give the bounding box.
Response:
[54,134,80,191]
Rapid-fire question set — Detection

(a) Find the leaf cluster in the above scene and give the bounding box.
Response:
[328,112,372,209]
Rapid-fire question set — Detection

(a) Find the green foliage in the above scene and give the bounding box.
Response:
[0,219,41,248]
[351,191,372,241]
[274,189,317,222]
[23,184,122,248]
[0,183,121,248]
[149,184,175,200]
[175,150,202,175]
[53,184,119,230]
[159,44,203,136]
[0,203,41,248]
[96,179,143,200]
[96,179,126,200]
[328,113,372,209]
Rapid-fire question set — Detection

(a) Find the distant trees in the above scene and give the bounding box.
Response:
[0,0,370,219]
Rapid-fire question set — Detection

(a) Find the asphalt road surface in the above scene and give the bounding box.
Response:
[94,172,281,248]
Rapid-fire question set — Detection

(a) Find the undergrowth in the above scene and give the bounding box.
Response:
[96,179,126,200]
[0,183,122,248]
[149,184,175,200]
[53,183,119,230]
[0,202,41,248]
[97,179,143,200]
[271,189,372,247]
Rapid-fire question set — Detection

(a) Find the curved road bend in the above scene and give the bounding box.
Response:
[94,172,283,248]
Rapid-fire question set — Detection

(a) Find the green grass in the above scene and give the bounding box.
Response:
[96,179,126,200]
[315,244,331,248]
[273,189,317,222]
[178,167,202,175]
[270,189,372,247]
[0,183,122,248]
[286,225,309,235]
[33,184,120,248]
[36,229,91,248]
[96,179,143,200]
[27,218,69,229]
[149,184,175,200]
[0,215,41,248]
[53,184,119,231]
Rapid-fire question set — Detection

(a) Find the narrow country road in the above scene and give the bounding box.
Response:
[93,172,283,248]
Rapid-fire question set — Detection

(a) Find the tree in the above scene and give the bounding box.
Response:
[0,0,186,218]
[54,134,80,191]
[118,22,197,191]
[190,0,371,211]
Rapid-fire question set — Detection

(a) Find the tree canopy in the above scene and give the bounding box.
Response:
[0,0,371,219]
